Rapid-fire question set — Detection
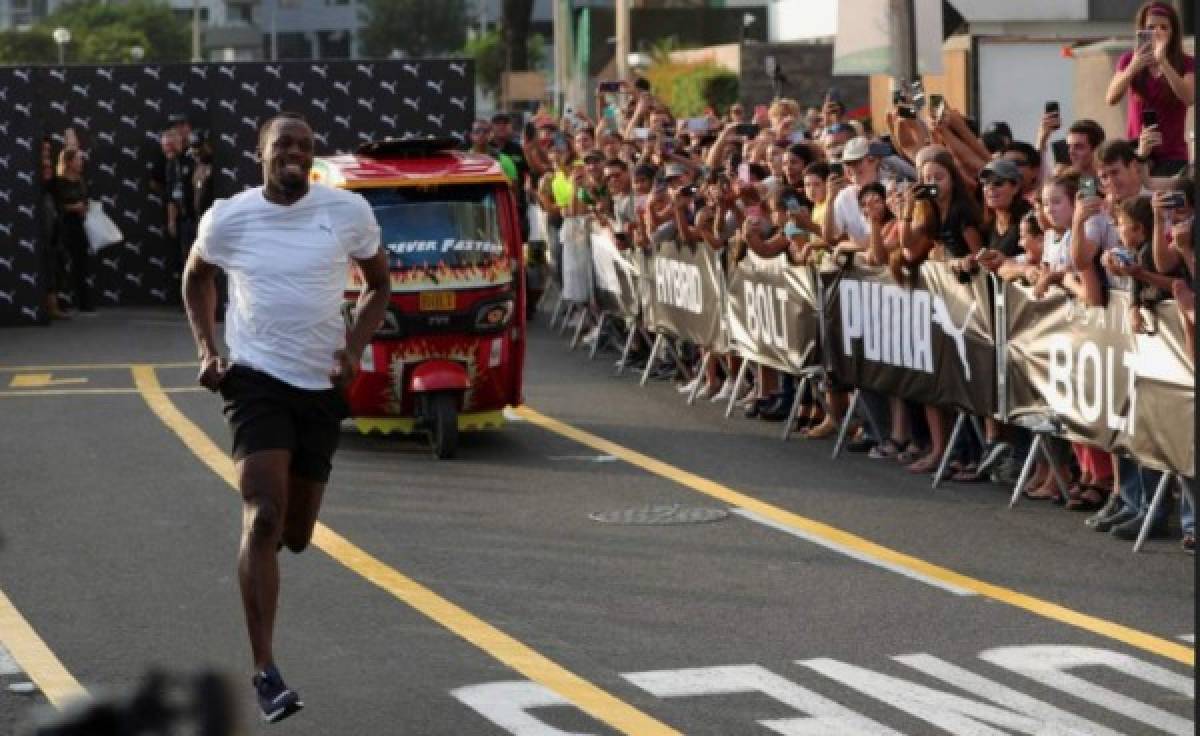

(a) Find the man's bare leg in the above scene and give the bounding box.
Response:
[282,476,326,554]
[237,449,291,671]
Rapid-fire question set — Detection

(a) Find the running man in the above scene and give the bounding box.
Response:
[181,112,391,723]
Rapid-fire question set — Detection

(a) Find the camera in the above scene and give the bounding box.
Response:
[1044,100,1060,116]
[829,162,845,177]
[598,80,622,93]
[1163,191,1187,209]
[733,123,761,138]
[955,262,980,284]
[1141,109,1159,128]
[895,105,916,120]
[679,185,698,197]
[909,80,926,111]
[913,184,939,200]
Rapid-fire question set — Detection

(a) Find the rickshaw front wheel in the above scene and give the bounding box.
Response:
[427,392,459,459]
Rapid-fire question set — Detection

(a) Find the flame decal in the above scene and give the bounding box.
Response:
[348,260,513,291]
[381,339,479,414]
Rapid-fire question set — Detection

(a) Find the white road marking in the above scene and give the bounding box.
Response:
[450,681,591,735]
[624,664,901,734]
[980,645,1194,736]
[547,454,617,463]
[803,656,1101,736]
[732,508,976,596]
[0,642,20,675]
[455,646,1193,736]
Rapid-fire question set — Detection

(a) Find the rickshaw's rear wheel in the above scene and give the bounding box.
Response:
[428,392,459,459]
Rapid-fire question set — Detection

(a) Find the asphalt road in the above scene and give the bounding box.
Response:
[0,307,1193,735]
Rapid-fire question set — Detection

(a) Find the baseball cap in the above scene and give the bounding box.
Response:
[839,136,889,163]
[980,158,1021,183]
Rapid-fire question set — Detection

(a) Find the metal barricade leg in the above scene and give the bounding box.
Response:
[686,352,711,406]
[640,333,664,387]
[1039,439,1070,503]
[932,412,967,489]
[587,312,608,359]
[969,415,986,445]
[832,389,861,459]
[570,306,590,349]
[548,292,565,327]
[1133,472,1175,553]
[1009,434,1043,508]
[559,303,577,335]
[725,359,751,418]
[782,375,808,442]
[615,319,638,376]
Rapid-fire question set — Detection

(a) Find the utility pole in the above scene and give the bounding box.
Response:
[615,0,629,81]
[191,0,202,61]
[891,0,917,83]
[269,0,278,61]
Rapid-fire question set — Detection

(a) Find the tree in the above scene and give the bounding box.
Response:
[463,28,545,96]
[359,0,468,58]
[81,26,152,63]
[0,0,188,64]
[0,29,56,64]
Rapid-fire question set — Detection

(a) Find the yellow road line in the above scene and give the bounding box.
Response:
[0,588,88,708]
[515,406,1195,667]
[131,365,679,736]
[0,361,198,373]
[0,387,205,398]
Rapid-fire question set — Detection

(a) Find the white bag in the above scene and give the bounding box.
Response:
[559,216,593,304]
[84,200,123,254]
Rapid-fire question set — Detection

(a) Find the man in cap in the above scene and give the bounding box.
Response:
[824,136,888,250]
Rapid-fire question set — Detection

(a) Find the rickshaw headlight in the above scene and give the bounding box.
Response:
[376,308,403,338]
[474,298,514,332]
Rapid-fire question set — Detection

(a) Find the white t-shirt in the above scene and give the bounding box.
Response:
[832,185,868,245]
[1083,212,1120,253]
[193,184,381,390]
[1042,229,1072,270]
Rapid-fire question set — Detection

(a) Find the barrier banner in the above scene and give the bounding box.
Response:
[822,260,997,417]
[1005,284,1137,452]
[649,240,725,348]
[1128,302,1195,476]
[589,227,642,318]
[1007,283,1194,474]
[726,253,821,375]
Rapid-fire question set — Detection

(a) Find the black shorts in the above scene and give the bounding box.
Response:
[218,364,349,483]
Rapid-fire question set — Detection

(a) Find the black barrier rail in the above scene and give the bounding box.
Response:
[540,217,1196,479]
[0,59,475,326]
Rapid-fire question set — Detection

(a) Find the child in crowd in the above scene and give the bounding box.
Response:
[1032,173,1079,298]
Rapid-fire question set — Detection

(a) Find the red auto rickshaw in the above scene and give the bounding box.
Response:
[312,138,526,458]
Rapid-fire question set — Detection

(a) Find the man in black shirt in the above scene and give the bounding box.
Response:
[490,113,531,241]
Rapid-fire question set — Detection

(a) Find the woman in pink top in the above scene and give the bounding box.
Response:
[1106,1,1194,177]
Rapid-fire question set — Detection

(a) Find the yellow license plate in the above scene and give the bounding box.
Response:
[419,291,456,311]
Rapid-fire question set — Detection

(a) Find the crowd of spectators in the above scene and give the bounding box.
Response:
[470,0,1195,553]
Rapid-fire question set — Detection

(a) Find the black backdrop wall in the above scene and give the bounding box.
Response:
[0,59,475,326]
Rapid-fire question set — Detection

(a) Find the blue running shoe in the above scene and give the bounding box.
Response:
[253,664,303,723]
